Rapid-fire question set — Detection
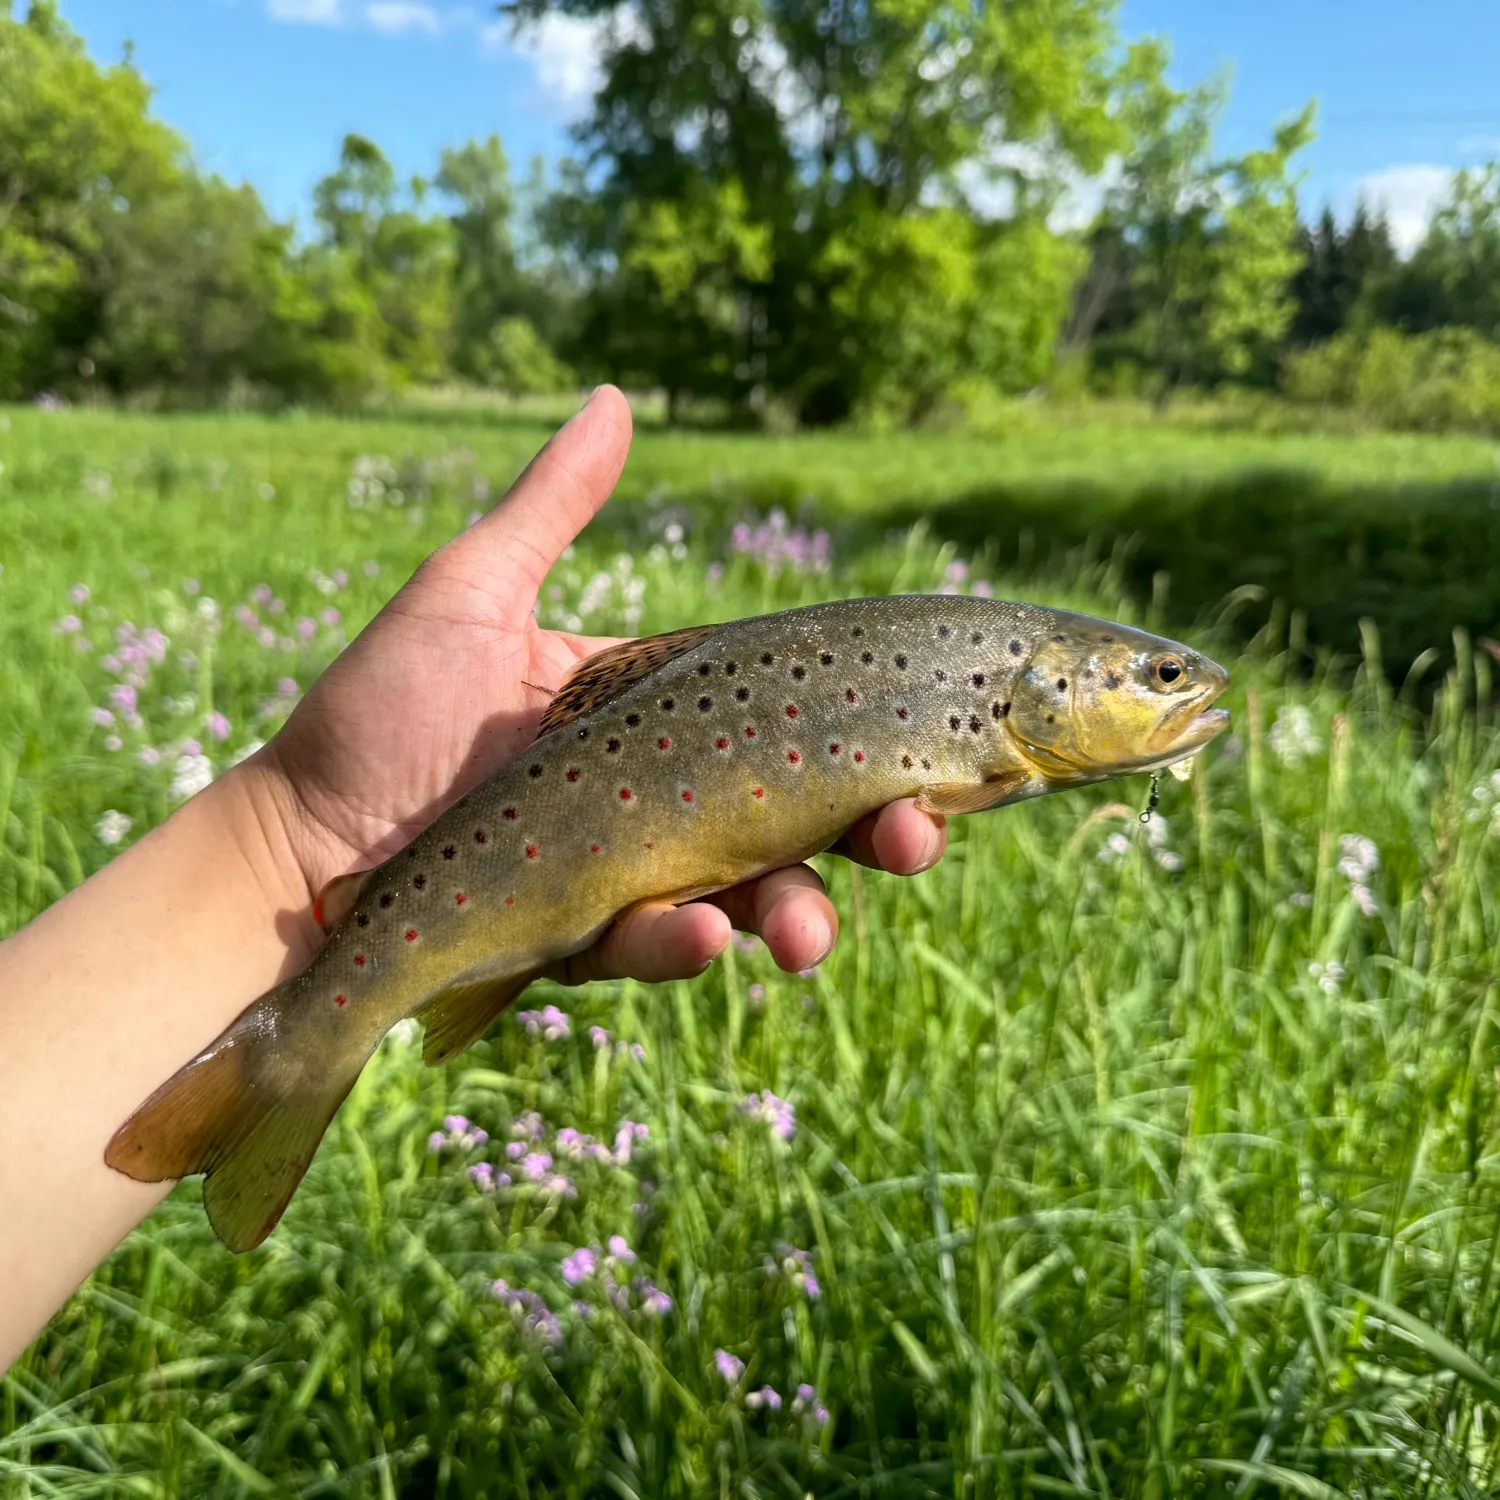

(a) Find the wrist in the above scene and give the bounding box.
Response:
[207,751,328,963]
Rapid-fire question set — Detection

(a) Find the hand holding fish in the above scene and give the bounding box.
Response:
[261,385,947,986]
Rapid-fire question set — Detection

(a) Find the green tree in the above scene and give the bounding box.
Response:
[1289,202,1396,347]
[312,134,456,385]
[1103,48,1313,394]
[1388,164,1500,339]
[512,0,1133,423]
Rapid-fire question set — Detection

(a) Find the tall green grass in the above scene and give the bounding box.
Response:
[5,404,1500,1497]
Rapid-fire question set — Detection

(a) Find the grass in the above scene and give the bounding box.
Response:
[5,400,1500,1496]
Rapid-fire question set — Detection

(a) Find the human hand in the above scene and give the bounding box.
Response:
[253,386,948,983]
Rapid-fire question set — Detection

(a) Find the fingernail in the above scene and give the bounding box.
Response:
[915,819,945,873]
[807,911,834,967]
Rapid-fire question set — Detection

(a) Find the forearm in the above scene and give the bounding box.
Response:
[0,760,312,1371]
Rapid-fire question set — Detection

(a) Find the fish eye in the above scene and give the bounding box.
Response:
[1153,654,1186,687]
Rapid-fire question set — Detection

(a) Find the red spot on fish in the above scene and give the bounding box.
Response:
[525,844,538,859]
[682,789,694,802]
[897,706,910,721]
[504,896,515,906]
[620,787,633,801]
[829,742,842,755]
[715,736,730,750]
[846,689,859,705]
[566,768,580,783]
[785,704,799,718]
[659,737,671,749]
[745,726,757,738]
[475,829,487,844]
[590,844,601,853]
[854,750,866,763]
[405,928,418,943]
[456,892,467,905]
[503,807,518,820]
[335,994,347,1008]
[354,954,366,968]
[645,841,655,849]
[787,750,801,764]
[752,786,765,798]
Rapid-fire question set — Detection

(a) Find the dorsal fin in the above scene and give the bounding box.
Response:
[536,625,718,738]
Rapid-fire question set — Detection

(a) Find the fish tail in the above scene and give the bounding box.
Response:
[105,981,365,1254]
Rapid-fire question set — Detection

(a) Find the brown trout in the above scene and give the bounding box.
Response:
[107,595,1229,1251]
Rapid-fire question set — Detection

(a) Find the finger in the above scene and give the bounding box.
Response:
[831,798,947,874]
[706,865,838,973]
[546,900,732,986]
[450,387,634,614]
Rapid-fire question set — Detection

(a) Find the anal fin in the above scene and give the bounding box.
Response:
[915,770,1035,816]
[417,970,541,1066]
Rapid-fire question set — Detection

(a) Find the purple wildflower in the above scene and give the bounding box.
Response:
[103,735,122,752]
[511,1110,545,1141]
[54,614,82,634]
[332,569,349,588]
[296,616,317,641]
[562,1247,596,1285]
[519,1151,553,1181]
[505,1140,525,1160]
[92,707,114,727]
[276,678,298,697]
[109,684,137,714]
[746,1386,782,1411]
[427,1131,447,1153]
[207,712,231,742]
[68,584,90,605]
[137,746,161,768]
[748,983,766,1004]
[715,1349,745,1384]
[321,606,341,627]
[741,1091,796,1141]
[589,1025,610,1049]
[608,1235,635,1263]
[635,1278,672,1315]
[792,1384,831,1425]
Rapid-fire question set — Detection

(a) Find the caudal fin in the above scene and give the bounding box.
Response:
[105,991,362,1254]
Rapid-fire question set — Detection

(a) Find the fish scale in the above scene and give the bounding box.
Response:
[105,594,1230,1252]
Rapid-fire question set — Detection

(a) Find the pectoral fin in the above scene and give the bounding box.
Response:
[915,770,1035,816]
[313,869,375,931]
[417,969,541,1066]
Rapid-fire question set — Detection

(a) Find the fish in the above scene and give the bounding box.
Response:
[105,595,1230,1252]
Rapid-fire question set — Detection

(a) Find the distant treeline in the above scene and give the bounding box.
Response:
[5,0,1500,429]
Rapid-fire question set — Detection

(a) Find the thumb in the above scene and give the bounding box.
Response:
[448,386,634,619]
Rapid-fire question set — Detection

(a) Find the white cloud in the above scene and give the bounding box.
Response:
[1354,163,1453,254]
[483,8,647,116]
[365,0,442,32]
[267,0,343,23]
[483,14,605,112]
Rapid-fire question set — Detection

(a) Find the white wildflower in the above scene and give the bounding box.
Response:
[170,752,214,802]
[94,810,133,846]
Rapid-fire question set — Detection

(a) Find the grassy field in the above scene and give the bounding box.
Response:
[5,400,1500,1497]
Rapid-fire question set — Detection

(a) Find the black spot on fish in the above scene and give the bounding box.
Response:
[972,632,984,645]
[894,654,907,669]
[1052,635,1066,644]
[626,713,641,726]
[1104,672,1121,690]
[698,696,712,711]
[852,627,864,639]
[921,758,932,770]
[736,686,750,702]
[861,651,874,664]
[760,652,774,665]
[357,913,369,927]
[529,764,544,778]
[934,669,948,683]
[820,652,834,666]
[902,754,913,768]
[725,662,737,675]
[791,665,806,681]
[993,701,1010,719]
[1056,678,1068,692]
[972,673,985,687]
[969,715,981,733]
[949,714,961,732]
[379,892,394,908]
[414,874,426,890]
[1047,714,1056,723]
[1009,640,1022,655]
[442,845,455,859]
[607,738,621,753]
[661,698,675,712]
[938,625,951,639]
[699,663,712,675]
[577,727,589,740]
[502,808,518,820]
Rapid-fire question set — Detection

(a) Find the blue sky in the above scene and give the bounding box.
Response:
[56,0,1500,251]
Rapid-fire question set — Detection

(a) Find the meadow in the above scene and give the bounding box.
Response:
[4,398,1500,1498]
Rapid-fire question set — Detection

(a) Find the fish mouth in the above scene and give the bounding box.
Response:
[1135,706,1231,772]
